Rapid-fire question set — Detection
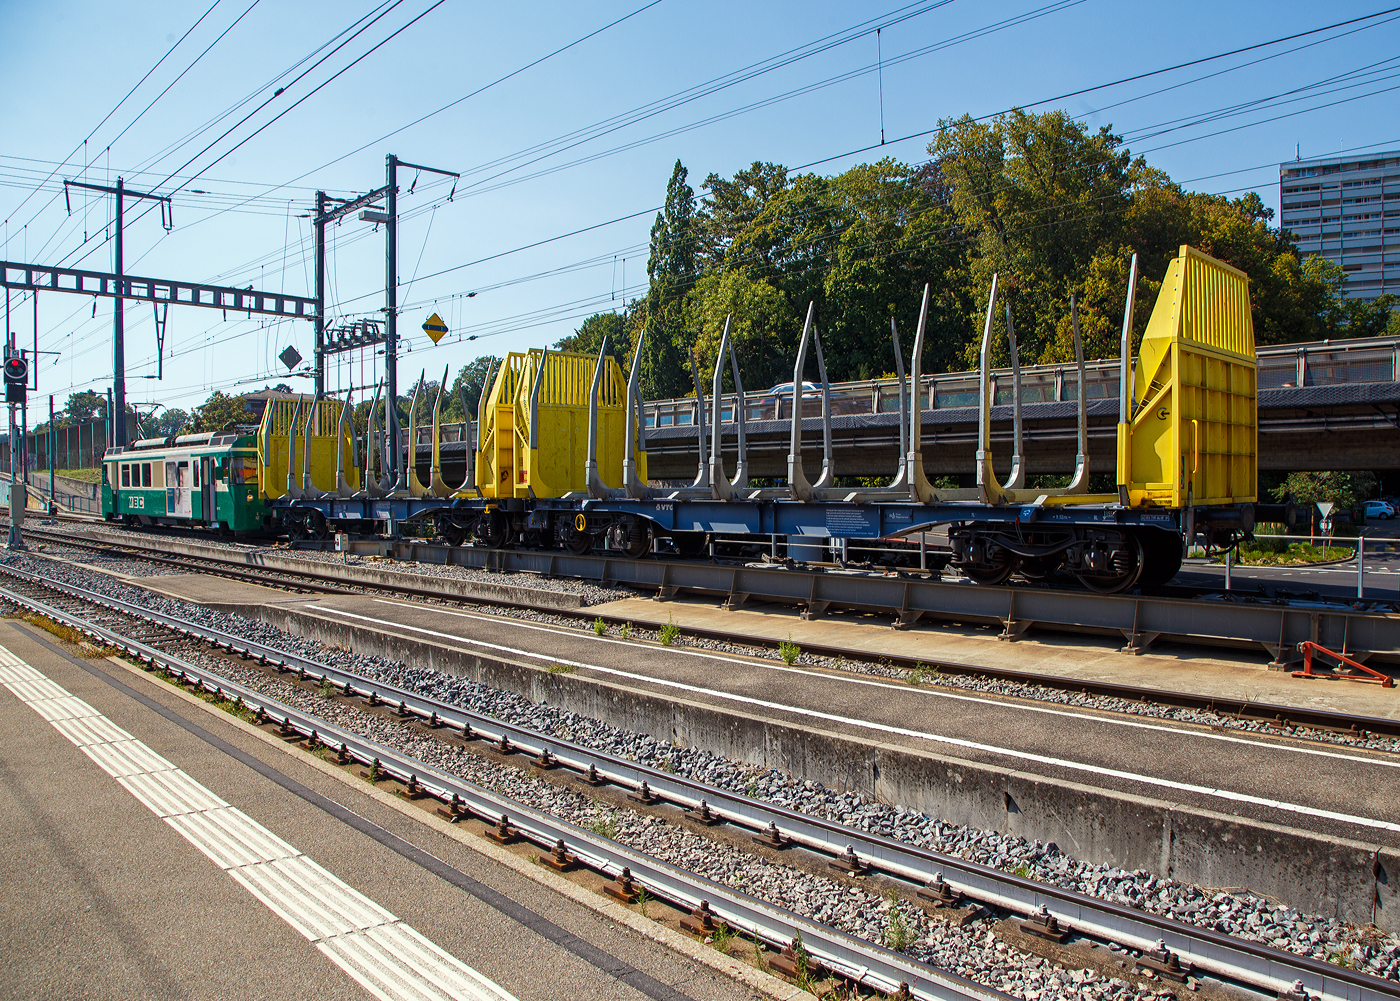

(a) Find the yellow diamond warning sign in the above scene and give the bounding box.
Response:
[421,312,448,344]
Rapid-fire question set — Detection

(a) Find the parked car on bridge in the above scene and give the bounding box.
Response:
[1364,499,1396,520]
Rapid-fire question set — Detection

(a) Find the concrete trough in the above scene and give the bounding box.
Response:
[251,600,1400,934]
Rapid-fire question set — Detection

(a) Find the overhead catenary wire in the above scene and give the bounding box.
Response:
[20,6,1400,407]
[0,0,224,252]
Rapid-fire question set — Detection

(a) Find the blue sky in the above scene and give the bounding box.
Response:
[2,0,1397,416]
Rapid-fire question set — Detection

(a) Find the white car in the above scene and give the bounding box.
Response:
[1364,500,1395,520]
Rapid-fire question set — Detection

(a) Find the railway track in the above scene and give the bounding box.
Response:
[18,522,1400,745]
[0,559,1395,1001]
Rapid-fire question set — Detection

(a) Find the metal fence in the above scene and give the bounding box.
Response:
[0,417,113,472]
[642,335,1400,429]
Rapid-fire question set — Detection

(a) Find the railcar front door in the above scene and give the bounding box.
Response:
[200,457,216,523]
[169,460,192,518]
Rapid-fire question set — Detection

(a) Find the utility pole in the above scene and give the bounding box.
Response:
[383,154,458,488]
[64,178,172,448]
[386,156,399,486]
[314,190,327,399]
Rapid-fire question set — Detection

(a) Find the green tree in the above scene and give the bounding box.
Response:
[189,391,251,433]
[642,160,700,399]
[555,313,628,364]
[1273,471,1377,511]
[443,355,502,421]
[65,390,108,424]
[933,109,1134,365]
[153,408,189,436]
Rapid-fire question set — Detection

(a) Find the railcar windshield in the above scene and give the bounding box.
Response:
[229,456,258,486]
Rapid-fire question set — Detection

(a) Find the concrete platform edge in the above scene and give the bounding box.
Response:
[92,650,817,1001]
[259,602,1399,935]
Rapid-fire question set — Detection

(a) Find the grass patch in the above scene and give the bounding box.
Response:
[659,615,679,646]
[319,677,336,699]
[547,662,576,675]
[883,892,916,953]
[24,614,108,656]
[708,921,735,954]
[588,808,618,840]
[593,616,607,637]
[635,885,651,918]
[1225,541,1352,566]
[777,635,800,666]
[620,621,633,641]
[50,468,102,483]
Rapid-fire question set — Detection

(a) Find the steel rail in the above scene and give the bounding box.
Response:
[34,524,1400,741]
[0,579,1008,1001]
[280,536,1400,667]
[0,562,1393,1001]
[23,532,353,595]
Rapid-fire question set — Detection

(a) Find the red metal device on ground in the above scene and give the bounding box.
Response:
[1291,641,1394,687]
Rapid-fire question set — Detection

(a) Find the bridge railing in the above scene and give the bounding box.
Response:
[641,335,1400,429]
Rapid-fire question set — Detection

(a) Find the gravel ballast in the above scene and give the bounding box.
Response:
[4,546,1398,987]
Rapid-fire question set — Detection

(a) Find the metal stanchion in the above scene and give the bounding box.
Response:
[1225,547,1232,591]
[920,533,927,572]
[1357,536,1365,599]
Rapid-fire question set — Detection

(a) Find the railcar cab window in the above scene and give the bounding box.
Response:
[121,464,130,487]
[193,461,201,488]
[142,463,151,486]
[230,456,258,485]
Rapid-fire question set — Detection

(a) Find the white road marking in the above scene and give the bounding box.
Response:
[343,598,1400,772]
[0,644,517,1001]
[316,605,1400,836]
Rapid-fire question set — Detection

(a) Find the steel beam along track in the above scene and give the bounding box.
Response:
[0,562,1394,1001]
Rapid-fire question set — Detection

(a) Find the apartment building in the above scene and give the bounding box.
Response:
[1278,151,1400,301]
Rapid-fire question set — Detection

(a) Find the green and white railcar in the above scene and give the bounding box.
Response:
[101,431,266,533]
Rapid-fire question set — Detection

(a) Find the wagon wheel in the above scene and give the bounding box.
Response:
[440,522,467,547]
[565,530,594,555]
[620,523,652,559]
[481,512,509,550]
[1074,535,1145,594]
[962,546,1015,586]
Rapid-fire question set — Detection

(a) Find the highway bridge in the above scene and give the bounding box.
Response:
[266,334,1397,484]
[638,334,1400,478]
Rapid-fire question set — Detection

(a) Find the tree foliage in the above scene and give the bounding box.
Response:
[189,391,250,433]
[1272,471,1377,510]
[64,390,108,425]
[562,108,1390,402]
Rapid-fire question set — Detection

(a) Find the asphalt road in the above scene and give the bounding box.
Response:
[1172,524,1400,600]
[0,620,759,1001]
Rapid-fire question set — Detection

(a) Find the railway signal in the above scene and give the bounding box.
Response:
[4,354,28,404]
